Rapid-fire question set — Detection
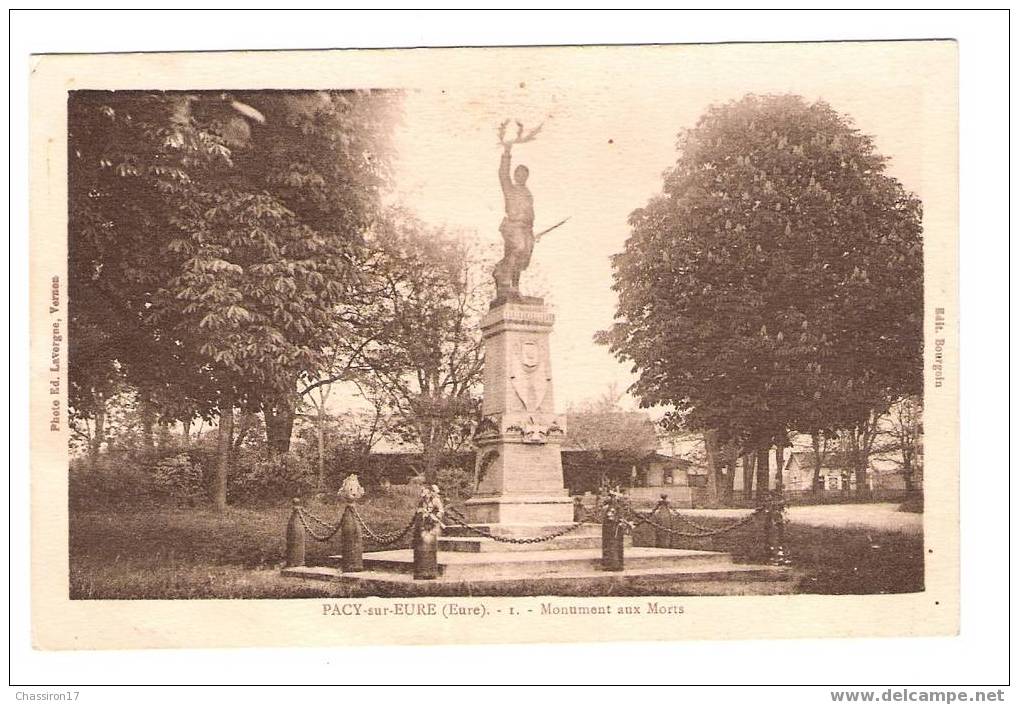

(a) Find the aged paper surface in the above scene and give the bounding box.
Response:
[30,41,958,649]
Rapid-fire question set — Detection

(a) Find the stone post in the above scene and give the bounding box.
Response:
[767,491,791,566]
[601,514,625,572]
[654,495,672,549]
[284,498,306,568]
[601,492,627,572]
[413,516,440,580]
[338,505,363,573]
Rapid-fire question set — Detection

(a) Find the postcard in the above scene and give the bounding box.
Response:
[29,40,958,648]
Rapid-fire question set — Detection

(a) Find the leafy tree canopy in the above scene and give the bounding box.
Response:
[348,208,491,480]
[69,90,399,428]
[598,94,923,451]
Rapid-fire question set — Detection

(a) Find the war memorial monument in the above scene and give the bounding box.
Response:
[278,121,792,595]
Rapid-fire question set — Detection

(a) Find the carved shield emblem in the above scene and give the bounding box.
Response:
[521,340,539,368]
[511,340,548,411]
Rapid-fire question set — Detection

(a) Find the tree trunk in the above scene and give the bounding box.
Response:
[157,421,172,450]
[140,398,156,453]
[264,402,296,456]
[741,453,755,504]
[214,398,234,512]
[421,436,443,485]
[901,441,915,492]
[703,430,720,507]
[810,431,825,496]
[755,446,770,501]
[901,443,914,491]
[775,443,786,493]
[90,406,106,466]
[89,388,106,466]
[721,442,737,506]
[181,417,191,449]
[856,411,882,498]
[415,409,450,485]
[855,460,869,496]
[233,413,255,452]
[850,424,870,498]
[317,407,327,492]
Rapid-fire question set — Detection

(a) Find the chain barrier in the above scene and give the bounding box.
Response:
[296,504,417,546]
[293,491,773,546]
[626,502,765,539]
[299,506,335,531]
[295,506,343,542]
[652,499,741,534]
[442,506,588,544]
[351,506,417,547]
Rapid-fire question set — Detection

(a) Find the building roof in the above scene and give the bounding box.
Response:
[786,451,854,470]
[644,452,694,468]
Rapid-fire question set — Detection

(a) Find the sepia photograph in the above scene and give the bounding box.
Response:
[28,37,960,650]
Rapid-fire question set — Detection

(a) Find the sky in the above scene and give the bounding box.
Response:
[381,43,934,414]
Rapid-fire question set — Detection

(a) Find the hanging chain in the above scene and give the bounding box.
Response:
[299,506,336,531]
[296,504,418,546]
[627,504,764,538]
[294,493,771,544]
[442,507,588,544]
[295,506,342,542]
[351,506,417,547]
[652,500,734,534]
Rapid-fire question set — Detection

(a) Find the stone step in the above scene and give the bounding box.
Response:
[332,546,734,581]
[284,562,795,596]
[438,533,632,553]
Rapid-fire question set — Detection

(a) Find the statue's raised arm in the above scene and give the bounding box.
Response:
[498,144,513,197]
[497,120,540,197]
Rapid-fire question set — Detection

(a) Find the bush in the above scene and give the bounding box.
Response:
[151,453,205,506]
[228,449,316,505]
[898,492,924,513]
[69,453,158,509]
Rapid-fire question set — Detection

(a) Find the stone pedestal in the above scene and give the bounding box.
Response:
[463,298,574,525]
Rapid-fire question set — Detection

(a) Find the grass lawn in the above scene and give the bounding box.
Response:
[631,510,924,594]
[69,493,923,599]
[69,490,420,599]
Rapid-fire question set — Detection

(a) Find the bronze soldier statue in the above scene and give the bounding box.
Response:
[494,121,540,301]
[492,120,568,303]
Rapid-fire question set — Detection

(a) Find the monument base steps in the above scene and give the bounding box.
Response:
[282,561,796,596]
[280,518,795,594]
[437,522,630,552]
[438,533,627,553]
[338,546,722,580]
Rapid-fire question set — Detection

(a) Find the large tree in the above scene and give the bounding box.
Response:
[160,91,397,456]
[345,210,489,483]
[69,92,230,463]
[68,90,398,508]
[598,95,923,495]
